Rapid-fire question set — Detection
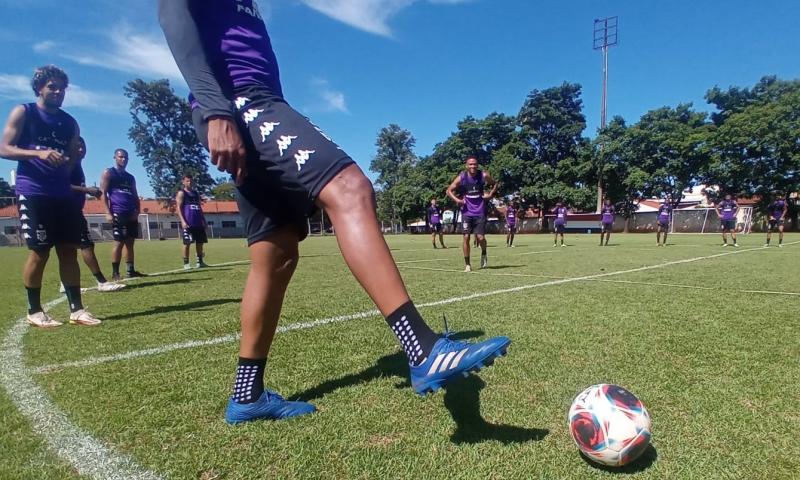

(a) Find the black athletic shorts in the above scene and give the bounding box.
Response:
[507,224,516,233]
[112,212,139,241]
[461,215,486,235]
[601,222,613,233]
[554,223,566,234]
[193,86,354,246]
[17,195,81,250]
[182,226,208,245]
[721,219,736,231]
[79,216,94,249]
[430,223,442,233]
[768,219,784,231]
[657,220,670,230]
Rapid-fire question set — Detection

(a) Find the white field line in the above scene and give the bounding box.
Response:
[32,242,794,375]
[395,258,450,264]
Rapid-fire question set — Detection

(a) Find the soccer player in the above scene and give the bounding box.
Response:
[159,0,509,424]
[505,202,518,247]
[101,148,146,280]
[427,198,446,249]
[447,157,498,271]
[656,198,672,247]
[765,193,788,247]
[0,65,101,327]
[68,137,125,292]
[600,198,615,246]
[176,174,209,268]
[552,202,568,247]
[716,193,739,247]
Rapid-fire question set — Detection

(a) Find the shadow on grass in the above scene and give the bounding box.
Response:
[579,445,658,474]
[120,277,211,291]
[102,297,240,320]
[482,265,524,270]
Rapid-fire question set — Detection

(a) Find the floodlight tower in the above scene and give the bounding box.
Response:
[593,16,618,213]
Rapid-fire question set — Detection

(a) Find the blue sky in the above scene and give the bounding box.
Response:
[1,0,798,197]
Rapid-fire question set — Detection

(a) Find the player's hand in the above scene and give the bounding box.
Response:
[207,116,247,186]
[37,149,65,166]
[181,221,188,230]
[105,214,113,223]
[456,198,466,206]
[87,187,101,198]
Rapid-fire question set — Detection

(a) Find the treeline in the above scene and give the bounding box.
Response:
[369,76,800,226]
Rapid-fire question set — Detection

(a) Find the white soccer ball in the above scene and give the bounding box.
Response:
[568,383,652,467]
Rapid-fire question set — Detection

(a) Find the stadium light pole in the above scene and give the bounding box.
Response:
[593,16,618,213]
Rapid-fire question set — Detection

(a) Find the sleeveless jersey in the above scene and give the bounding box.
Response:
[554,207,568,225]
[769,200,786,219]
[459,170,485,217]
[601,205,615,224]
[14,103,76,197]
[718,200,737,220]
[506,208,516,226]
[428,206,441,225]
[181,188,205,227]
[106,167,138,215]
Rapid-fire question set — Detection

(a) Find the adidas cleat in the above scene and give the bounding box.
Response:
[27,311,62,328]
[409,333,510,395]
[225,390,316,424]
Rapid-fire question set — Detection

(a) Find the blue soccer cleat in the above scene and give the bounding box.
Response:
[225,390,316,424]
[409,332,510,395]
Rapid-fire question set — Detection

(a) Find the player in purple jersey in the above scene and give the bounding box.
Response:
[176,174,209,268]
[447,157,498,271]
[101,149,146,280]
[715,193,739,247]
[599,198,615,246]
[0,65,100,327]
[765,192,788,247]
[656,198,673,247]
[159,0,509,423]
[551,202,568,247]
[427,198,446,249]
[505,202,519,247]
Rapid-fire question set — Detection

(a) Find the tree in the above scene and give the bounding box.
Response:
[124,79,213,205]
[0,177,13,207]
[370,124,420,226]
[210,180,237,201]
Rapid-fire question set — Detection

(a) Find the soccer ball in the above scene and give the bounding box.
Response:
[568,384,651,467]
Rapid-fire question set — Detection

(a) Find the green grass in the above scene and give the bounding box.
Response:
[1,232,799,479]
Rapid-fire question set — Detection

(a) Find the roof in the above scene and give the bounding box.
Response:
[0,198,240,218]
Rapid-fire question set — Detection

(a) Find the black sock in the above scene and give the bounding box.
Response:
[112,262,120,275]
[232,357,266,404]
[26,287,42,315]
[64,286,83,312]
[481,247,487,256]
[197,254,203,263]
[386,301,438,366]
[93,271,107,284]
[464,257,470,266]
[183,257,189,265]
[126,262,135,274]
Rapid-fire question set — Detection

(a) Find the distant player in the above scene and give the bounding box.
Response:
[426,198,446,249]
[0,65,101,327]
[101,149,146,280]
[160,0,509,424]
[176,174,209,269]
[552,201,567,247]
[656,199,672,247]
[599,198,615,246]
[447,157,497,271]
[505,202,518,247]
[716,193,739,247]
[765,193,788,247]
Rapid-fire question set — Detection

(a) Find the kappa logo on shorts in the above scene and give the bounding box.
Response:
[243,108,264,124]
[234,97,250,110]
[259,122,280,142]
[277,135,297,156]
[294,149,316,171]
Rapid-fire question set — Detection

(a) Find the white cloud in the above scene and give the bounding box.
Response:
[299,0,473,37]
[0,73,125,113]
[310,79,349,113]
[0,74,31,100]
[32,40,56,53]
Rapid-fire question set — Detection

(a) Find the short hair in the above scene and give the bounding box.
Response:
[183,174,193,180]
[31,65,68,96]
[114,148,128,157]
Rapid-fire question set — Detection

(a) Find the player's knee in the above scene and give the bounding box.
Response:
[322,166,375,212]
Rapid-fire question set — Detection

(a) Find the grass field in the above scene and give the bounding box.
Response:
[1,232,798,479]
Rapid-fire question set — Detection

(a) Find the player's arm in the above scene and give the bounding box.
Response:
[100,169,113,221]
[446,175,465,205]
[176,190,188,229]
[483,172,498,199]
[782,202,788,219]
[0,105,64,165]
[158,0,247,184]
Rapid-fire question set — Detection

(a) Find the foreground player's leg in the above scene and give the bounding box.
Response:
[24,249,62,327]
[81,246,125,292]
[110,240,123,281]
[182,241,191,270]
[478,235,488,268]
[462,233,472,272]
[196,242,207,267]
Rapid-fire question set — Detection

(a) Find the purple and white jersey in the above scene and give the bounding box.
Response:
[106,167,137,215]
[601,205,615,224]
[718,200,738,220]
[769,200,786,219]
[70,161,87,210]
[428,206,441,225]
[181,188,205,227]
[658,204,672,223]
[554,206,568,226]
[506,208,516,226]
[459,170,486,218]
[14,103,76,197]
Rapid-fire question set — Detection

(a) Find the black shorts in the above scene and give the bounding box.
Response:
[721,219,736,231]
[430,223,442,233]
[554,223,565,234]
[112,213,139,241]
[601,222,613,233]
[461,215,486,235]
[79,216,94,249]
[657,220,670,230]
[193,87,354,246]
[18,195,82,250]
[769,219,784,231]
[182,226,208,245]
[507,224,516,233]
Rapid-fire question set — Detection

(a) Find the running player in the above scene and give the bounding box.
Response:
[716,193,739,247]
[159,0,509,423]
[552,202,567,247]
[0,65,101,326]
[446,157,498,271]
[765,193,788,247]
[176,174,209,268]
[101,149,146,280]
[600,198,615,246]
[427,198,446,249]
[656,198,672,247]
[505,202,518,247]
